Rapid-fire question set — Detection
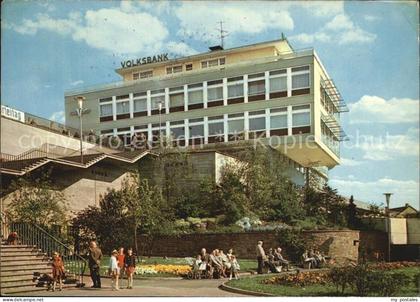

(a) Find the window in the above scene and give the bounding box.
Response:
[134,70,153,80]
[208,115,224,143]
[291,66,310,94]
[270,77,287,92]
[166,65,183,74]
[99,97,112,103]
[228,113,244,134]
[249,111,266,131]
[186,64,193,71]
[188,83,203,108]
[292,112,310,127]
[134,99,147,112]
[207,79,223,104]
[116,101,129,114]
[169,86,184,111]
[227,77,244,99]
[151,90,165,112]
[270,115,287,129]
[201,57,225,68]
[170,121,185,144]
[248,80,265,95]
[292,104,311,134]
[189,118,204,143]
[100,104,112,117]
[292,74,310,89]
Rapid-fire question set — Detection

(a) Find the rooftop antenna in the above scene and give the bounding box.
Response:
[216,21,229,48]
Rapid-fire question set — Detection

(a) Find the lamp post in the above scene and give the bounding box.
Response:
[384,192,393,262]
[75,96,86,163]
[158,101,163,149]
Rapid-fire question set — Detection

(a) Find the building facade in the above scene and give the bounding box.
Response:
[65,38,347,179]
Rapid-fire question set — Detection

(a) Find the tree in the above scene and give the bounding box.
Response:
[5,171,68,227]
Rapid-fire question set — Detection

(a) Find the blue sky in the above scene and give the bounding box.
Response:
[1,1,419,209]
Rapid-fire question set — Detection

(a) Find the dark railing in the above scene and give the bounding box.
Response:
[3,216,87,287]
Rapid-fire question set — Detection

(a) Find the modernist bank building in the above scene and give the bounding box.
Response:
[65,38,347,185]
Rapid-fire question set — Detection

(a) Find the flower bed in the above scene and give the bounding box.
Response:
[370,261,420,271]
[262,271,329,287]
[135,264,191,276]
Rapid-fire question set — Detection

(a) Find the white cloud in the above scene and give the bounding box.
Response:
[70,80,84,86]
[349,95,419,124]
[6,8,169,55]
[364,15,380,22]
[174,2,294,45]
[166,41,198,57]
[290,13,376,45]
[49,111,65,123]
[341,158,364,166]
[330,177,419,208]
[354,128,419,160]
[298,1,344,17]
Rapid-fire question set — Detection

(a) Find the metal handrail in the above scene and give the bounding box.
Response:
[2,213,88,287]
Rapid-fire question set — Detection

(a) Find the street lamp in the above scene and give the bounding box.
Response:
[75,96,86,163]
[158,101,163,149]
[383,192,393,262]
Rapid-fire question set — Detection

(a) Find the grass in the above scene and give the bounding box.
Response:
[79,256,258,278]
[226,267,420,297]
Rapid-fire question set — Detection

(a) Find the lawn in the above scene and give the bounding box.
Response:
[226,267,420,297]
[79,256,258,278]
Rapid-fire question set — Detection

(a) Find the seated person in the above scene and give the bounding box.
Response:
[314,250,326,267]
[209,250,223,278]
[302,250,316,268]
[192,255,202,279]
[265,248,279,273]
[274,247,290,271]
[218,250,230,277]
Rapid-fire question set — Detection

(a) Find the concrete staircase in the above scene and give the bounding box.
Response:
[0,243,51,295]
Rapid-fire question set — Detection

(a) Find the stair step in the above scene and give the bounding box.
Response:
[1,259,51,266]
[0,246,39,252]
[0,280,37,289]
[0,274,36,282]
[0,268,51,277]
[2,283,76,295]
[1,254,47,261]
[1,263,51,272]
[1,285,49,295]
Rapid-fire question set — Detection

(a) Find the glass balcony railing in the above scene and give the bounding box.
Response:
[321,133,340,157]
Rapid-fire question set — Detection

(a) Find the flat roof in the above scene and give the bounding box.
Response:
[114,38,294,75]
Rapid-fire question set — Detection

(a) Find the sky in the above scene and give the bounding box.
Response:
[1,0,419,209]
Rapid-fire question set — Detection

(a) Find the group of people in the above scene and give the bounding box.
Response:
[256,241,290,274]
[191,248,240,280]
[302,249,327,268]
[87,241,137,291]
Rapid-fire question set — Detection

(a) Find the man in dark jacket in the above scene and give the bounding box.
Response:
[87,241,102,288]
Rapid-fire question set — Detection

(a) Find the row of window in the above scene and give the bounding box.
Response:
[133,57,226,80]
[101,105,311,146]
[100,66,311,121]
[321,120,339,156]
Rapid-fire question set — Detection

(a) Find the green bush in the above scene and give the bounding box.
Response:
[329,266,353,294]
[275,228,309,262]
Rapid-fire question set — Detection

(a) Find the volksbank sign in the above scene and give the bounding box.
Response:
[121,53,169,68]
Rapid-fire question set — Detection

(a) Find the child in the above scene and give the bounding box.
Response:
[192,255,202,279]
[229,255,240,280]
[51,251,65,291]
[124,248,136,289]
[109,250,120,290]
[117,247,125,287]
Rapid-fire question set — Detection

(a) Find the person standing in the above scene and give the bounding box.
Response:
[51,251,65,291]
[256,241,266,274]
[87,241,102,288]
[117,247,125,287]
[109,250,120,290]
[124,248,136,289]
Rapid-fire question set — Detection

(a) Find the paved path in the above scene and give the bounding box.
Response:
[29,277,246,297]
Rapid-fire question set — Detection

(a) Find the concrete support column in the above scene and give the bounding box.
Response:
[287,68,292,97]
[147,90,151,116]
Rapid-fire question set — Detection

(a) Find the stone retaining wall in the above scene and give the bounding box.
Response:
[137,230,367,263]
